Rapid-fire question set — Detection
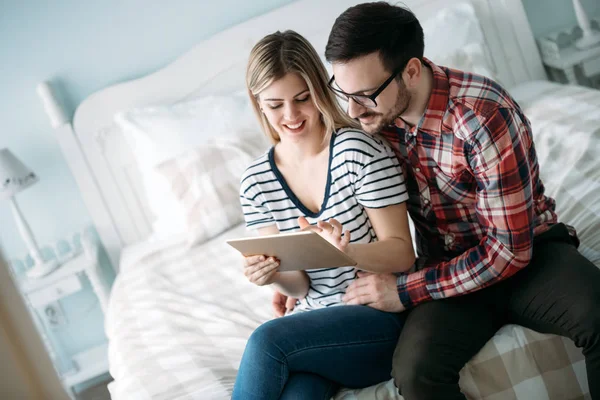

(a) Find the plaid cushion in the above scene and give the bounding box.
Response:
[156,133,268,246]
[335,325,589,399]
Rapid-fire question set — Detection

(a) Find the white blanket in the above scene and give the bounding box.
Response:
[106,81,600,400]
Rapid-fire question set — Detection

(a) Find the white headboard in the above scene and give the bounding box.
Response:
[65,0,546,269]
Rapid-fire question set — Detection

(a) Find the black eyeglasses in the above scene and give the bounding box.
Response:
[328,66,403,108]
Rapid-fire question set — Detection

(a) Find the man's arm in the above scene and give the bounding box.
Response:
[396,107,536,308]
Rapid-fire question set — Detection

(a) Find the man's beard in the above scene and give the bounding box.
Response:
[358,87,411,134]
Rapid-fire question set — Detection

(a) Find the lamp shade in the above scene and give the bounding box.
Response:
[0,149,38,200]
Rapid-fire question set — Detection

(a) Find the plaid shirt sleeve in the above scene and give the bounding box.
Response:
[397,108,535,308]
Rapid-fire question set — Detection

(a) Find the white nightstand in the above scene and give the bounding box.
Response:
[17,240,111,399]
[538,24,600,89]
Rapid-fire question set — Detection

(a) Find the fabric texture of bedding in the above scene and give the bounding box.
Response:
[106,81,599,400]
[114,94,264,239]
[518,82,600,266]
[156,133,267,246]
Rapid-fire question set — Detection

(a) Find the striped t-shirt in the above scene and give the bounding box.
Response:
[240,128,408,312]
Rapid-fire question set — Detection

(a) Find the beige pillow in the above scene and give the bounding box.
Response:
[156,133,268,246]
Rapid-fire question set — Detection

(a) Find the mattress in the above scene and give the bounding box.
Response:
[106,81,599,400]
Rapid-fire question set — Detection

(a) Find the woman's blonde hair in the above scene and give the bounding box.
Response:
[246,30,359,144]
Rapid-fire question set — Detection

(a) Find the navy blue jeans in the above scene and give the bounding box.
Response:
[231,305,405,400]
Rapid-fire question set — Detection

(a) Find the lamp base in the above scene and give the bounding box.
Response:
[27,259,60,279]
[575,31,600,50]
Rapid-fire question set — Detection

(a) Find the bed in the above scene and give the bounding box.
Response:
[47,0,600,399]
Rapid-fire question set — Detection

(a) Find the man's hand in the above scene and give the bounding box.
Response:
[343,271,406,313]
[272,291,297,317]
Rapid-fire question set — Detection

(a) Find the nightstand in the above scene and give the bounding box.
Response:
[16,238,111,399]
[538,24,600,89]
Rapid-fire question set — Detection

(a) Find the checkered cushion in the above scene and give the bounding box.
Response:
[155,133,268,246]
[335,325,589,400]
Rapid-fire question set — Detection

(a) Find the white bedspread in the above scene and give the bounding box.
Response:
[106,225,273,399]
[106,81,599,400]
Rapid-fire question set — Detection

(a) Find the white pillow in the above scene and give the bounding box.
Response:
[422,3,499,82]
[114,94,263,238]
[155,134,268,246]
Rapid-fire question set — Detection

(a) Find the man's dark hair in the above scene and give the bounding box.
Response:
[325,2,424,74]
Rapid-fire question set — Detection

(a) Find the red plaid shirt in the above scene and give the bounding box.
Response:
[380,59,566,309]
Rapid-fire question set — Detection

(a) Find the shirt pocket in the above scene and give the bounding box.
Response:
[432,167,477,201]
[431,167,478,224]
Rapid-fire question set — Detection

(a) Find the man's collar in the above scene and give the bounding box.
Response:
[393,58,448,136]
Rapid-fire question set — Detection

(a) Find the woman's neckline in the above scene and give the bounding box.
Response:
[268,132,336,218]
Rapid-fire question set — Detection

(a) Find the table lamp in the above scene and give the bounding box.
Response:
[0,148,59,278]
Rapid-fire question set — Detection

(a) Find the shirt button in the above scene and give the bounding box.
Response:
[423,199,430,205]
[445,233,455,244]
[415,168,421,173]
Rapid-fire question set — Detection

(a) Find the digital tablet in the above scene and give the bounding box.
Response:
[226,231,357,271]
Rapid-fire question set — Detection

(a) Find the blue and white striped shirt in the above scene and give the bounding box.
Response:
[240,128,408,312]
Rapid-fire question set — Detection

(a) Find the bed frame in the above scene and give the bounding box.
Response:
[47,0,547,270]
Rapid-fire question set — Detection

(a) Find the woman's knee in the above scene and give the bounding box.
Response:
[245,319,286,361]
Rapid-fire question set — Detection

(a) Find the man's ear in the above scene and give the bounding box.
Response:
[402,58,423,89]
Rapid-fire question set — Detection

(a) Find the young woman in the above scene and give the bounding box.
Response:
[232,30,415,400]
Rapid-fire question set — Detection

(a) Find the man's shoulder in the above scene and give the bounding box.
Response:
[444,68,522,138]
[446,68,514,109]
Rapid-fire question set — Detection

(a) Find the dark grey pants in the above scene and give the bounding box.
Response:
[392,223,600,399]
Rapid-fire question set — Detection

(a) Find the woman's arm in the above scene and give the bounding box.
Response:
[244,226,310,298]
[272,271,310,298]
[347,202,415,273]
[302,202,415,274]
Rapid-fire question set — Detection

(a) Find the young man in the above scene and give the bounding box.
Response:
[304,2,599,399]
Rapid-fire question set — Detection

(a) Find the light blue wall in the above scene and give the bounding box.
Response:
[0,0,295,261]
[522,0,599,37]
[0,0,294,375]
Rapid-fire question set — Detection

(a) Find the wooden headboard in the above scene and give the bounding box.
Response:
[53,0,546,269]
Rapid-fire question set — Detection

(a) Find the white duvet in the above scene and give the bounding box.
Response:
[106,81,600,400]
